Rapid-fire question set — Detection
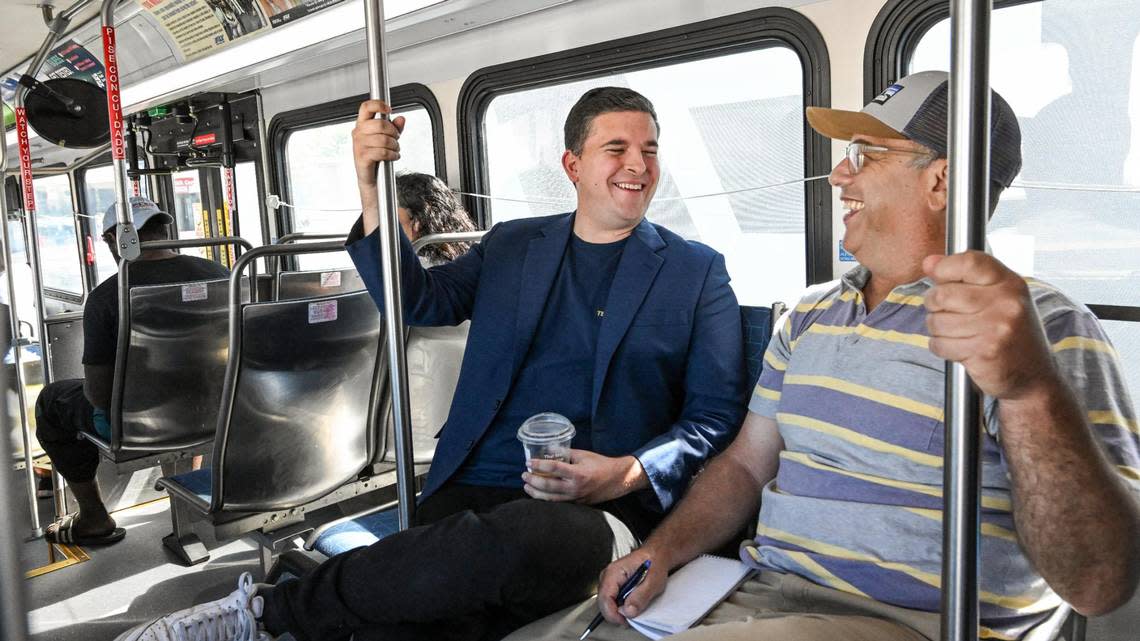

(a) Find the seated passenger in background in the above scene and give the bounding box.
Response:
[508,71,1140,641]
[116,87,747,641]
[396,171,478,461]
[38,197,229,546]
[396,171,477,266]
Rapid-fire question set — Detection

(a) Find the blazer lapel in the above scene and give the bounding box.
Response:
[511,213,574,375]
[591,219,665,414]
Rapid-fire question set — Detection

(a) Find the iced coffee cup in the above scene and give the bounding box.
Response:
[517,412,576,472]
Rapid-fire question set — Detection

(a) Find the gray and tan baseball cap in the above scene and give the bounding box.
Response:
[102,196,174,234]
[806,70,1022,187]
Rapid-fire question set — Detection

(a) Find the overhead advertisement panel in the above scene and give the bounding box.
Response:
[2,39,106,128]
[136,0,350,62]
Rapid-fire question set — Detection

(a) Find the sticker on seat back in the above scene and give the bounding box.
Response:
[320,271,342,288]
[182,283,208,302]
[309,300,338,324]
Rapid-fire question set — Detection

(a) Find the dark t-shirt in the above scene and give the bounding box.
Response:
[82,254,230,366]
[454,233,627,487]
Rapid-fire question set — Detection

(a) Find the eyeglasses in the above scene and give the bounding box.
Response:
[844,142,931,174]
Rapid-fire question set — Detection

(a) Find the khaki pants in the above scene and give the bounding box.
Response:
[502,570,939,641]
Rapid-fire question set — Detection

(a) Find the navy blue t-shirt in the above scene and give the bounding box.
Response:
[454,233,628,487]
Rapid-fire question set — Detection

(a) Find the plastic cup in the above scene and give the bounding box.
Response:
[517,412,576,473]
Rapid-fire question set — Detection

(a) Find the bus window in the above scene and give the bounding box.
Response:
[907,0,1140,403]
[83,164,152,283]
[480,47,807,307]
[33,174,83,295]
[234,162,264,247]
[284,106,435,270]
[171,169,211,259]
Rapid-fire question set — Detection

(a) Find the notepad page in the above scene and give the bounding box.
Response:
[628,555,752,639]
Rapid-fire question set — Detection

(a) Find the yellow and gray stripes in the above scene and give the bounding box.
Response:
[745,266,1140,639]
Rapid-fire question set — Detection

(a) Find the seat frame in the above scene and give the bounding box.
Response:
[157,241,393,570]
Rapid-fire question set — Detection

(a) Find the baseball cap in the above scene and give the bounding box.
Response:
[102,197,174,234]
[806,70,1022,188]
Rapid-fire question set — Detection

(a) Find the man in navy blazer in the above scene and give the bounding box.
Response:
[115,87,746,641]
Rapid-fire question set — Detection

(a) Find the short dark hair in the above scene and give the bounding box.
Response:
[563,87,659,155]
[396,172,476,263]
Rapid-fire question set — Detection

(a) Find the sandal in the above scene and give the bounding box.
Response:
[44,514,126,546]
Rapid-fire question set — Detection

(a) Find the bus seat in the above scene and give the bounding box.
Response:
[156,287,386,566]
[82,277,249,464]
[302,303,785,561]
[276,267,365,300]
[382,322,470,465]
[741,302,784,389]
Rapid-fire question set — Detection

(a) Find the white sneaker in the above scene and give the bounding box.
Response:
[115,572,272,641]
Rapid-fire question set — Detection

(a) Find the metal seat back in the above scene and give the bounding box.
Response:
[115,278,249,451]
[276,268,365,301]
[211,269,382,512]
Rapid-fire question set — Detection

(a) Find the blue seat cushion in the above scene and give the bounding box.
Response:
[313,508,400,557]
[165,468,212,505]
[740,305,775,388]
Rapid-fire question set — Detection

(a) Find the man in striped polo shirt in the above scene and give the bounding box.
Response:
[512,71,1140,641]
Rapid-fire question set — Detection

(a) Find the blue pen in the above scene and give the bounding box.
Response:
[579,559,652,640]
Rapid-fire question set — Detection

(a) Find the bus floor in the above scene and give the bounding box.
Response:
[8,462,1140,641]
[11,461,277,641]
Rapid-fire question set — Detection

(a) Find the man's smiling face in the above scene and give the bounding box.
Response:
[563,110,661,233]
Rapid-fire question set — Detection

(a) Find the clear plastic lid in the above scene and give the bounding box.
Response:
[516,412,576,444]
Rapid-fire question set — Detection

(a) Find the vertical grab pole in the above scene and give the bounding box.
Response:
[363,0,416,529]
[0,336,29,641]
[101,0,141,262]
[1,100,42,538]
[941,1,991,640]
[12,11,78,535]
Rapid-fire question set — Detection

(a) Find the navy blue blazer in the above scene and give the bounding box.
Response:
[346,212,747,512]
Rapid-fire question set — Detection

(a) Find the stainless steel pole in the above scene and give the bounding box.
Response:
[942,2,991,640]
[11,9,83,537]
[0,320,29,641]
[362,0,416,529]
[0,100,42,539]
[101,0,140,262]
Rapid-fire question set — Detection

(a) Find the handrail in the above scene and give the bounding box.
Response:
[410,231,484,253]
[941,1,990,640]
[274,232,347,245]
[108,236,251,448]
[269,232,347,279]
[2,142,112,177]
[364,0,416,529]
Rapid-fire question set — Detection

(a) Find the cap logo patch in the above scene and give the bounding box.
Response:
[873,84,903,105]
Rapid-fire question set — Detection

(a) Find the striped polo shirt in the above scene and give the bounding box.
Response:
[744,264,1140,640]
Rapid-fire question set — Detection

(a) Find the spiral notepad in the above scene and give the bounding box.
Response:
[628,554,753,639]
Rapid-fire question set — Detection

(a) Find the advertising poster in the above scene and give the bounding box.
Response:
[43,40,107,88]
[256,0,346,28]
[138,0,269,61]
[2,41,104,129]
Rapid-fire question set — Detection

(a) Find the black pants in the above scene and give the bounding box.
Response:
[261,484,642,641]
[35,379,100,483]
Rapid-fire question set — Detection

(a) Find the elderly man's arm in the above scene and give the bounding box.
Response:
[596,411,783,625]
[924,250,1140,616]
